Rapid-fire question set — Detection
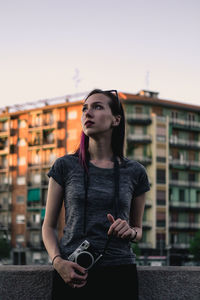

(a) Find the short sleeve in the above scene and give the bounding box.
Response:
[47,158,65,188]
[134,165,150,198]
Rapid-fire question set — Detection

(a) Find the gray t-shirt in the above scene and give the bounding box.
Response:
[48,154,150,267]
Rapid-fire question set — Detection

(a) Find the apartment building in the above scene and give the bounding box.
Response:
[0,90,199,265]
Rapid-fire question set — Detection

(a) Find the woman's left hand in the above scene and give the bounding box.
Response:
[107,213,135,240]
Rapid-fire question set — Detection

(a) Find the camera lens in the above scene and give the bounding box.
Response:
[76,251,94,269]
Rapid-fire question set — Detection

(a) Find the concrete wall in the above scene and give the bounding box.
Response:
[0,266,200,300]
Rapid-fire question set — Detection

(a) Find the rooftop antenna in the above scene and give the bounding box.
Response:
[72,68,81,90]
[145,70,150,90]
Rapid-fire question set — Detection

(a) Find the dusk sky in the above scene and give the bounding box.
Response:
[0,0,200,108]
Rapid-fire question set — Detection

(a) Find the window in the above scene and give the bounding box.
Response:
[188,173,195,182]
[196,191,200,203]
[157,190,166,205]
[156,233,165,248]
[18,138,26,146]
[179,190,185,202]
[134,126,143,135]
[16,195,25,204]
[157,147,166,162]
[171,111,178,119]
[16,235,25,243]
[172,171,178,180]
[17,176,26,185]
[16,214,25,224]
[135,106,143,114]
[18,157,26,166]
[67,129,77,140]
[157,169,166,184]
[18,120,27,128]
[68,110,77,120]
[156,212,166,227]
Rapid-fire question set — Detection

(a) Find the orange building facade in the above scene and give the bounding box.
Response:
[0,100,83,264]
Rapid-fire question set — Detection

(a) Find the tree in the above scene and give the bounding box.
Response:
[189,230,200,263]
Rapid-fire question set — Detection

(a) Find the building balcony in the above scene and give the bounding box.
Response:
[145,197,153,207]
[169,201,200,211]
[169,180,200,188]
[0,222,11,231]
[26,221,41,230]
[171,243,190,249]
[139,242,153,248]
[169,136,200,149]
[27,241,44,249]
[126,113,152,125]
[170,118,200,131]
[127,134,152,144]
[169,158,200,170]
[0,130,9,137]
[128,155,152,165]
[0,147,9,155]
[143,220,153,229]
[169,222,200,230]
[0,183,12,192]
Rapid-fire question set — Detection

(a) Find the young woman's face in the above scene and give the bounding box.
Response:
[81,93,118,138]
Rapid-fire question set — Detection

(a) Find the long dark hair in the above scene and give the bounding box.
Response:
[75,89,125,170]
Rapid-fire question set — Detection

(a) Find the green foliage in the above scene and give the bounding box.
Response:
[131,242,141,258]
[189,231,200,262]
[0,238,11,259]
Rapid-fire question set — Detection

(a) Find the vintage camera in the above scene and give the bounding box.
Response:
[68,240,102,270]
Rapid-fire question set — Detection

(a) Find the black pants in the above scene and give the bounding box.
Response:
[52,264,139,299]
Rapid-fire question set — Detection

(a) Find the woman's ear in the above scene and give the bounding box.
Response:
[112,115,121,127]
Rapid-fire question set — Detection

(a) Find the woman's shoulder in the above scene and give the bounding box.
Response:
[53,153,79,168]
[122,157,145,169]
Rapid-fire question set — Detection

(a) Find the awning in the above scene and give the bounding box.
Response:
[27,188,40,202]
[41,208,45,219]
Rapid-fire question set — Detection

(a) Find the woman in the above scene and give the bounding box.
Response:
[42,89,150,299]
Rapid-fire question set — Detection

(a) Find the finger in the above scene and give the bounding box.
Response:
[117,226,129,237]
[107,213,115,224]
[107,218,122,235]
[114,220,128,232]
[73,263,87,276]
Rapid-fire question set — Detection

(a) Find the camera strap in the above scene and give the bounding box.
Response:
[83,156,120,254]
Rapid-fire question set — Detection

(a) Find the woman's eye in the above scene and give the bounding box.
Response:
[95,105,102,110]
[82,107,87,112]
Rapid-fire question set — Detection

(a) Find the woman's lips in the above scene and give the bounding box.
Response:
[85,121,95,128]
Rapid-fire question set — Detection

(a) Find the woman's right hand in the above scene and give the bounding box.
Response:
[54,257,88,288]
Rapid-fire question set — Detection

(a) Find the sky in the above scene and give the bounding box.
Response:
[0,0,200,109]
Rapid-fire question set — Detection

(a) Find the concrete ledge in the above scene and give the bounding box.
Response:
[0,266,200,300]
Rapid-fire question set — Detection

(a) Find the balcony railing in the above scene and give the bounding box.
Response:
[126,113,152,124]
[127,134,152,143]
[169,158,200,168]
[169,180,200,188]
[170,201,200,209]
[169,222,200,229]
[142,220,153,228]
[170,243,190,249]
[127,156,152,165]
[170,118,200,130]
[170,136,200,149]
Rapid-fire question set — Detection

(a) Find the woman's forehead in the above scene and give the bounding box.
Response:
[84,93,110,104]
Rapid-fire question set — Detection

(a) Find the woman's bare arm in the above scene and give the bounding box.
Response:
[42,177,64,261]
[129,193,146,242]
[42,177,88,288]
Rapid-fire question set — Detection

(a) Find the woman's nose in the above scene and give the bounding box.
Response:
[85,108,93,117]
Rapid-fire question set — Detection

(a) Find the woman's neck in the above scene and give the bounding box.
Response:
[88,138,113,162]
